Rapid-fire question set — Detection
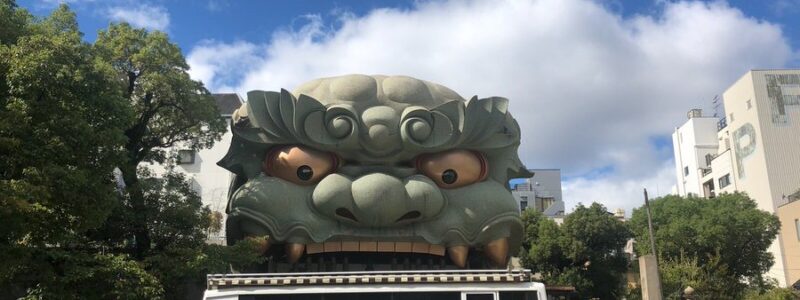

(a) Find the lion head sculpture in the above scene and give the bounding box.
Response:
[219,74,530,271]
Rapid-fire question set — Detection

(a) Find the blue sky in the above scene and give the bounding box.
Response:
[17,0,800,213]
[20,1,800,53]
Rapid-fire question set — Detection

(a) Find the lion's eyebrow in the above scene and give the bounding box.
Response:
[220,79,530,184]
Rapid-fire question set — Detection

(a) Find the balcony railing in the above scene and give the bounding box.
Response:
[778,191,800,207]
[717,117,727,131]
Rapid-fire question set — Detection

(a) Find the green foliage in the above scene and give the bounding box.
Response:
[658,252,743,299]
[743,286,799,300]
[99,170,264,298]
[91,21,226,261]
[0,2,261,298]
[21,252,163,300]
[144,239,265,298]
[0,2,133,293]
[629,193,781,296]
[143,169,212,250]
[520,203,632,299]
[0,0,30,45]
[93,22,225,165]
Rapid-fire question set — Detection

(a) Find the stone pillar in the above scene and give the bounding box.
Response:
[639,254,662,300]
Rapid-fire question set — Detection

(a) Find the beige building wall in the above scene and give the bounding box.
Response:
[777,199,800,287]
[751,70,800,213]
[718,69,800,286]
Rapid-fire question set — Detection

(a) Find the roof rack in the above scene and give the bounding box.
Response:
[207,269,533,289]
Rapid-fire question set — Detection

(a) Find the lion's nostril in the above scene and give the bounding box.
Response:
[335,208,358,222]
[395,211,421,222]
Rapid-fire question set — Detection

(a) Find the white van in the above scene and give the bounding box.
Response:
[203,269,546,300]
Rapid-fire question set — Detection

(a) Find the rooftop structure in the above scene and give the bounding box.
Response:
[511,169,564,216]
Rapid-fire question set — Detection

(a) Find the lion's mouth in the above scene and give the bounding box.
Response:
[306,241,446,256]
[247,237,509,272]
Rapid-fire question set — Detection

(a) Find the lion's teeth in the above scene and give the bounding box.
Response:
[286,243,305,263]
[341,241,359,251]
[377,241,395,252]
[306,243,323,254]
[359,241,377,252]
[395,242,412,252]
[428,244,445,256]
[302,241,448,256]
[447,245,469,268]
[485,238,509,268]
[412,242,430,253]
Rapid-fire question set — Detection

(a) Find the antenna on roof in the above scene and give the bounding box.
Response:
[711,95,722,117]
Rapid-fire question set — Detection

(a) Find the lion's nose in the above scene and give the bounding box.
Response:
[312,173,445,227]
[350,173,416,226]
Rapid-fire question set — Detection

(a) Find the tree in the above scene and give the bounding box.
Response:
[744,286,798,300]
[658,251,742,299]
[1,2,261,297]
[128,170,262,298]
[629,193,780,297]
[0,3,161,297]
[0,0,29,45]
[520,203,632,298]
[92,23,226,259]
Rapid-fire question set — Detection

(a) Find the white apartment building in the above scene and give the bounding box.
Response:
[512,169,565,216]
[672,69,800,286]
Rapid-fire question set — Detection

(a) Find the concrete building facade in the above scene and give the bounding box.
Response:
[512,169,565,216]
[777,193,800,288]
[671,69,800,286]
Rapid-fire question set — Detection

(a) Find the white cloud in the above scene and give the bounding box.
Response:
[206,0,229,12]
[187,0,795,213]
[39,0,94,4]
[33,0,95,10]
[187,41,263,92]
[562,161,677,216]
[107,4,170,31]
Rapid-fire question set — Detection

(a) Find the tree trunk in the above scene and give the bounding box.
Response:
[120,163,150,259]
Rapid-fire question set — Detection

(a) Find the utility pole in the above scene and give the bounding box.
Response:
[640,188,663,300]
[644,188,657,260]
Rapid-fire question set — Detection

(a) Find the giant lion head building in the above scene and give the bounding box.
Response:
[219,74,530,272]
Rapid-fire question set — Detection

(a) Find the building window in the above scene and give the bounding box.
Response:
[535,197,555,212]
[796,219,800,241]
[177,149,195,164]
[703,179,715,198]
[520,200,528,210]
[746,99,752,110]
[542,197,554,210]
[684,166,689,176]
[718,174,731,188]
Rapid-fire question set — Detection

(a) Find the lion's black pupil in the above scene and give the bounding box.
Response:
[442,169,458,184]
[296,165,313,181]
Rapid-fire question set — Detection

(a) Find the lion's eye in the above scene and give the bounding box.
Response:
[415,150,487,188]
[262,146,338,185]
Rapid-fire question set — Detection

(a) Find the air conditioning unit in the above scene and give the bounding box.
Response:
[687,109,702,119]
